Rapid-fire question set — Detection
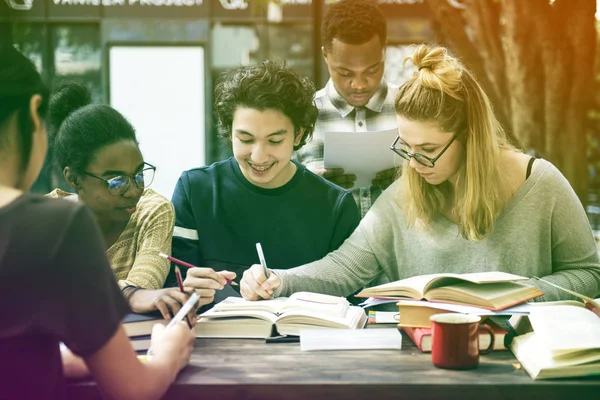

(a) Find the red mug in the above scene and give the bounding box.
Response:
[429,313,494,370]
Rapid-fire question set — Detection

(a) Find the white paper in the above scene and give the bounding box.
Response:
[324,129,401,188]
[300,328,402,351]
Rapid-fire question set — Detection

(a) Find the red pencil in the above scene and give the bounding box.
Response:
[173,265,193,329]
[159,252,238,286]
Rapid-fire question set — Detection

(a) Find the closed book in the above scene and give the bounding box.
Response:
[195,292,367,338]
[356,271,543,311]
[123,311,166,337]
[397,301,496,328]
[130,335,152,352]
[508,301,600,380]
[402,320,508,352]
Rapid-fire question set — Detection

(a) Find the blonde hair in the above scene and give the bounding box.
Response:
[396,45,515,241]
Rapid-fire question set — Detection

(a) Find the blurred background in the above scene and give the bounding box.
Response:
[2,0,600,235]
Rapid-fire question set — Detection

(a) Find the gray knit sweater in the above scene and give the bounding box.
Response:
[274,159,600,301]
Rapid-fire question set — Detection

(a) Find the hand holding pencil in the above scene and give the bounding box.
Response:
[159,253,237,307]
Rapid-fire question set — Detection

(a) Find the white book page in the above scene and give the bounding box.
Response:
[210,297,288,314]
[456,271,528,283]
[528,306,600,352]
[324,128,400,188]
[283,292,350,318]
[366,273,453,297]
[198,308,279,324]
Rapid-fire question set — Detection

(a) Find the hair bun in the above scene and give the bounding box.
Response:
[408,44,463,99]
[49,81,92,135]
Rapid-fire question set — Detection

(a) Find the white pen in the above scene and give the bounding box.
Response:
[146,291,200,357]
[255,242,270,279]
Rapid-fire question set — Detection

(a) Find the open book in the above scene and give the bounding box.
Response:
[509,301,600,379]
[195,292,367,338]
[356,271,543,311]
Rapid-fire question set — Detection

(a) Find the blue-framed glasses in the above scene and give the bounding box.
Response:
[83,162,156,196]
[390,135,457,168]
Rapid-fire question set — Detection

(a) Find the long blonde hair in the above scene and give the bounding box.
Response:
[396,45,514,241]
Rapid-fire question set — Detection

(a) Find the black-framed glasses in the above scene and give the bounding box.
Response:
[390,135,457,168]
[83,162,156,196]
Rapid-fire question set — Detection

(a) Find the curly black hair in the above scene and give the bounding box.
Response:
[0,45,49,171]
[51,81,138,175]
[214,60,318,151]
[322,0,387,50]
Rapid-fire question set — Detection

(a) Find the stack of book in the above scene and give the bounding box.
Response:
[123,311,166,351]
[357,272,543,352]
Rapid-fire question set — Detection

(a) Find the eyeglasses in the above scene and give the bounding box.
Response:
[83,162,156,196]
[390,135,457,168]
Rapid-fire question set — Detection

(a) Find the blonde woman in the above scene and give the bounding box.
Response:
[240,45,600,302]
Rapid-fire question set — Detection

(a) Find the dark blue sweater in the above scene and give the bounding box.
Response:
[166,157,360,289]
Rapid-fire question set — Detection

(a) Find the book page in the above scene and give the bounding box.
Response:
[528,306,600,353]
[511,331,600,379]
[276,306,367,336]
[198,308,279,324]
[358,273,453,298]
[423,271,528,292]
[210,296,288,314]
[283,292,350,318]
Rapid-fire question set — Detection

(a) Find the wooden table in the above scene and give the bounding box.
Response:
[67,335,599,399]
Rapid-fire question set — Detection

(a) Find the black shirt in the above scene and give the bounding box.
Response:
[0,193,129,400]
[167,157,360,287]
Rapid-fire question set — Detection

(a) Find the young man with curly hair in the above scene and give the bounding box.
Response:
[294,0,400,218]
[166,61,360,304]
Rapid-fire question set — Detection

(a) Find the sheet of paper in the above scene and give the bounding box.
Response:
[300,328,402,351]
[324,128,401,188]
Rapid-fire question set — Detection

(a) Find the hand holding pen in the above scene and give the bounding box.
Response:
[239,243,281,301]
[159,253,237,307]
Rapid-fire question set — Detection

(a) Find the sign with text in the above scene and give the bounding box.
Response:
[1,0,45,18]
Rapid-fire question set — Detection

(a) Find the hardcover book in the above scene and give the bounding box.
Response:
[356,271,543,311]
